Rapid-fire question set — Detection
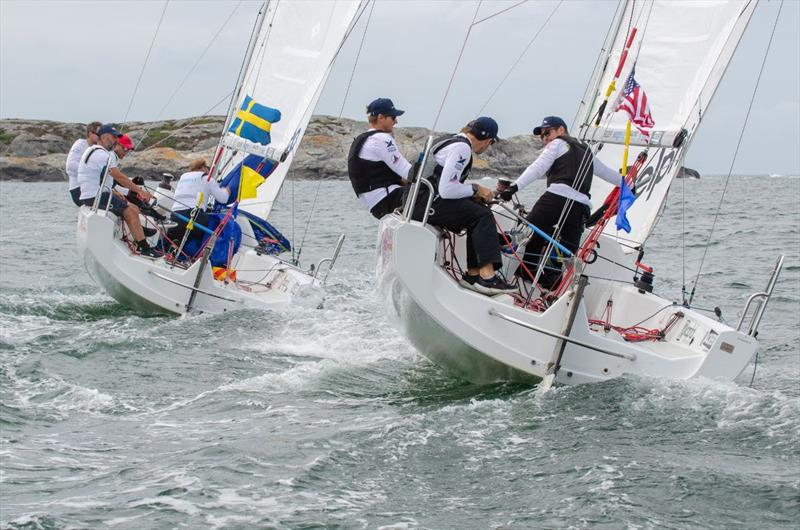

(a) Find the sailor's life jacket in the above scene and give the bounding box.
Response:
[347,130,404,195]
[546,134,594,198]
[82,145,110,187]
[413,134,473,200]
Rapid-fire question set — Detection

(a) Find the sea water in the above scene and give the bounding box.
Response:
[1,177,798,529]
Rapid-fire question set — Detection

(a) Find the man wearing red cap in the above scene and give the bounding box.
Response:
[109,134,151,202]
[78,125,158,257]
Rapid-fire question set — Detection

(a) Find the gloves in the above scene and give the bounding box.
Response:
[498,183,518,202]
[408,151,425,181]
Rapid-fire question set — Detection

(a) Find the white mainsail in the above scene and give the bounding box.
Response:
[575,0,757,249]
[223,0,363,219]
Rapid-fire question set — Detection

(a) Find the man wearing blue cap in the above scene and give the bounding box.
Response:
[347,98,414,219]
[77,124,160,258]
[497,116,620,288]
[411,117,515,295]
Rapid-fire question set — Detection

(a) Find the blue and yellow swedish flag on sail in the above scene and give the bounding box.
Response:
[228,96,281,145]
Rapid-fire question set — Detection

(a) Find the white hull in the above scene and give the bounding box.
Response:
[77,208,323,316]
[377,214,760,386]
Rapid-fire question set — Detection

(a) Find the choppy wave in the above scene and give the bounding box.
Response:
[1,180,798,529]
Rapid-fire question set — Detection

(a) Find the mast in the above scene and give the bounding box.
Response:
[208,1,270,182]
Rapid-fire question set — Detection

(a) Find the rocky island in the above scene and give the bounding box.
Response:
[0,116,542,182]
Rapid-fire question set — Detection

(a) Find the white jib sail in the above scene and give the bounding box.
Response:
[574,0,757,250]
[224,0,362,219]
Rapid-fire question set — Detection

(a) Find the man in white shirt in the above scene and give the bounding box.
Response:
[77,124,159,258]
[65,121,101,205]
[497,116,622,288]
[347,98,413,219]
[410,117,514,295]
[169,158,231,251]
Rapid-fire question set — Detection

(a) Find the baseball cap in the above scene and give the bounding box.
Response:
[118,134,134,151]
[468,116,499,141]
[533,116,567,136]
[97,124,122,137]
[366,98,405,117]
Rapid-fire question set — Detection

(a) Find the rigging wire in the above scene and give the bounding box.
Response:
[430,1,483,132]
[476,0,563,115]
[681,166,687,305]
[295,0,376,261]
[687,0,784,307]
[121,0,169,128]
[134,1,244,150]
[473,0,528,26]
[140,90,234,151]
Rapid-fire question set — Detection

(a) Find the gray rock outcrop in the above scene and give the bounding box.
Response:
[0,116,542,182]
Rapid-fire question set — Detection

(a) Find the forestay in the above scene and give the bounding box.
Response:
[223,0,362,219]
[575,0,756,249]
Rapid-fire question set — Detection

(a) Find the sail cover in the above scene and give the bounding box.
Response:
[575,0,757,250]
[224,0,362,219]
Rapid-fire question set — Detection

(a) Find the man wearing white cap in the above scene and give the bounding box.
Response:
[498,116,621,288]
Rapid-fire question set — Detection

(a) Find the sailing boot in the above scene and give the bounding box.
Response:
[136,239,161,259]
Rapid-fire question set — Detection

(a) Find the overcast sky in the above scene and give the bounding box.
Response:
[1,0,797,175]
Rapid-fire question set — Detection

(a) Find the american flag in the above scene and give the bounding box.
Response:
[616,67,655,136]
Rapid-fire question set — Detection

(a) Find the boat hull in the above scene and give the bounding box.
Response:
[376,214,760,386]
[77,208,323,315]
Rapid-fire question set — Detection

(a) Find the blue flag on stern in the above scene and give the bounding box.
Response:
[228,95,281,146]
[616,176,636,233]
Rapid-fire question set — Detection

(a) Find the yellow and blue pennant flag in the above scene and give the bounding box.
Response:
[218,154,278,203]
[228,95,281,145]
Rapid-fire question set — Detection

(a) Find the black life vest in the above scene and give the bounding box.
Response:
[347,130,404,195]
[428,135,473,196]
[546,134,593,198]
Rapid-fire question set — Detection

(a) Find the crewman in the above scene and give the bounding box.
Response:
[411,117,515,295]
[77,124,159,258]
[497,116,621,288]
[65,121,101,205]
[109,134,152,203]
[347,98,413,219]
[169,158,231,249]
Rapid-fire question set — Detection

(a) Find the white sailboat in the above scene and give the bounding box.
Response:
[377,0,784,386]
[76,0,362,315]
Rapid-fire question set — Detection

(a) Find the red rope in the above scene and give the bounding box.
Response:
[588,311,682,342]
[553,151,648,296]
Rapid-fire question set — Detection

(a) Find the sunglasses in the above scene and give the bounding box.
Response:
[539,128,553,138]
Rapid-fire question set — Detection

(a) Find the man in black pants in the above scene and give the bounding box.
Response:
[347,98,413,219]
[498,116,622,288]
[411,117,515,295]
